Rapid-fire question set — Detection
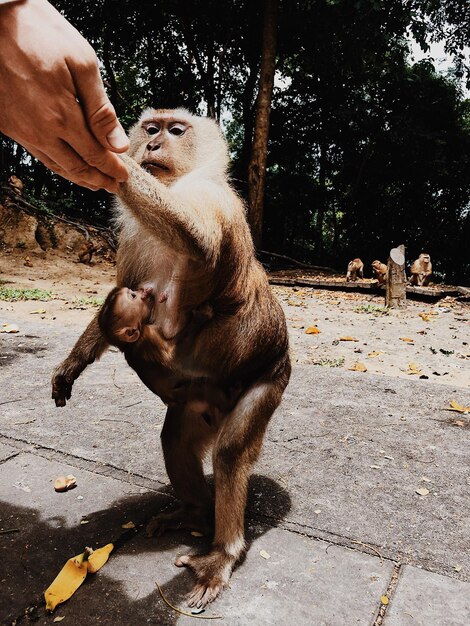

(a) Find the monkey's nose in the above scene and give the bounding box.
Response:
[147,142,161,152]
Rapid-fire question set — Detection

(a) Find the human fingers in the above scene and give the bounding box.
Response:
[63,103,128,185]
[23,142,111,192]
[71,56,129,156]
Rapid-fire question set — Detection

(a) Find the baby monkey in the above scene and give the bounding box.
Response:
[98,285,155,347]
[98,285,237,425]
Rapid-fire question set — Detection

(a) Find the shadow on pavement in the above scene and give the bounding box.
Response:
[1,474,291,625]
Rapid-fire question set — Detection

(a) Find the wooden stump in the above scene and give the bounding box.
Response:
[386,245,407,308]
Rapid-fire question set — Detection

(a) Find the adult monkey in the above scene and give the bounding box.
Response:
[52,108,291,607]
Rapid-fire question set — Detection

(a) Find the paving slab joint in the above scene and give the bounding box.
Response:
[373,562,401,626]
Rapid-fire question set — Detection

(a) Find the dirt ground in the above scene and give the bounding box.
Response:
[1,250,469,390]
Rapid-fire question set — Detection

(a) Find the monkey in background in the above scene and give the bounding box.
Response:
[346,257,364,281]
[52,108,290,608]
[77,240,96,264]
[410,253,432,286]
[371,260,388,284]
[8,175,24,196]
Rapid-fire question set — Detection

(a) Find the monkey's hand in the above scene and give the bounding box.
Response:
[51,368,75,407]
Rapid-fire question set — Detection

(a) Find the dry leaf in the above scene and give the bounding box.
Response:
[407,362,422,375]
[415,487,430,496]
[30,309,46,315]
[367,351,383,358]
[381,596,389,605]
[452,420,466,427]
[53,617,65,623]
[259,550,271,560]
[399,337,414,343]
[305,326,320,334]
[190,531,204,537]
[349,362,367,372]
[448,400,470,414]
[339,336,359,342]
[455,564,462,573]
[0,323,19,333]
[121,521,135,529]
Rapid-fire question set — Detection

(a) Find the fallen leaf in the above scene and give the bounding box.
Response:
[399,337,414,343]
[407,362,422,375]
[448,400,470,414]
[455,564,462,573]
[381,595,389,605]
[367,351,383,358]
[53,617,65,623]
[415,487,430,496]
[80,520,89,525]
[191,531,204,537]
[30,309,46,315]
[349,362,367,372]
[305,326,320,334]
[0,323,19,333]
[339,336,359,342]
[370,465,381,469]
[259,550,271,560]
[419,313,431,322]
[121,521,135,529]
[452,420,466,427]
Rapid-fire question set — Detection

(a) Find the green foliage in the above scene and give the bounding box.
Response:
[71,296,105,308]
[0,287,53,301]
[354,304,391,316]
[1,0,469,283]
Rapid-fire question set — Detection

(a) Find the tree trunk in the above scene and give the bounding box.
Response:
[386,244,407,308]
[315,140,327,259]
[247,0,278,248]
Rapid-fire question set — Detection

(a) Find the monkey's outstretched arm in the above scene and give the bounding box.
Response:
[117,154,233,265]
[52,315,108,407]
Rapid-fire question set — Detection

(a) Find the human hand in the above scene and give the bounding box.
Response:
[0,0,129,192]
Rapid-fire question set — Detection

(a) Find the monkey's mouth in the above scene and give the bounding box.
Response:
[141,161,169,174]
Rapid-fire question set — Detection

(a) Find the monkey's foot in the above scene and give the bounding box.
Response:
[175,550,235,608]
[146,505,213,538]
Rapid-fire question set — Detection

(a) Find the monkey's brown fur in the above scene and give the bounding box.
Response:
[371,260,388,284]
[410,253,432,286]
[77,240,95,264]
[346,257,364,282]
[52,108,290,608]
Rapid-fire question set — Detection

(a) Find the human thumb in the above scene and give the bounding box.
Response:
[73,58,129,152]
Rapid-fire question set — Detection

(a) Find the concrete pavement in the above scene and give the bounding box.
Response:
[1,316,469,625]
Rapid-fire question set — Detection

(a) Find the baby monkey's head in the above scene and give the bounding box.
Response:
[98,286,153,348]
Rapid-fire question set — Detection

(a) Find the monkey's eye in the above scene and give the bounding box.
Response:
[146,124,160,135]
[169,124,185,136]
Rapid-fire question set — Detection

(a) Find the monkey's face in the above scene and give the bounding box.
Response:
[112,287,154,343]
[129,111,196,184]
[419,254,430,263]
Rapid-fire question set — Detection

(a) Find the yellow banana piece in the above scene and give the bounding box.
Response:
[87,543,114,574]
[44,552,87,612]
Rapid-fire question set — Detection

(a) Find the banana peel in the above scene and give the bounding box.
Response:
[45,544,114,612]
